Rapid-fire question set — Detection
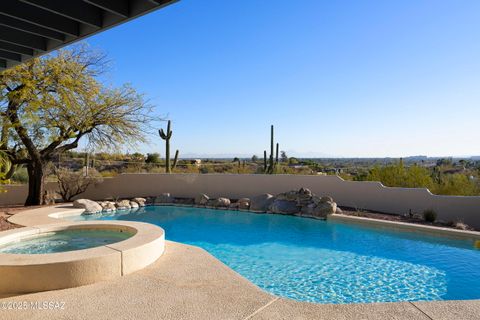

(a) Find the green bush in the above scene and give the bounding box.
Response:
[423,209,437,223]
[431,173,479,196]
[366,161,433,189]
[145,153,161,164]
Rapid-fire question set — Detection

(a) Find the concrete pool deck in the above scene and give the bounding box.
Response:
[1,205,479,319]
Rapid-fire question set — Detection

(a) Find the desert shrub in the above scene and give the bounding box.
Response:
[199,166,212,174]
[100,169,118,178]
[55,168,103,201]
[147,166,166,173]
[453,221,468,230]
[367,161,433,189]
[123,163,145,173]
[423,209,437,223]
[145,153,161,164]
[431,174,479,196]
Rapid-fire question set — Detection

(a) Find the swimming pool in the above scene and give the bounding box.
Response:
[70,206,480,304]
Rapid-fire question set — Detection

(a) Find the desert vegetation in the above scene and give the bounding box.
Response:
[3,151,479,197]
[0,45,155,205]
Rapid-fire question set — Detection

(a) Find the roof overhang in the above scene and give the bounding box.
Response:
[0,0,177,70]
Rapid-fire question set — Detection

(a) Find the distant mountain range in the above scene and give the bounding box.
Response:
[179,153,480,160]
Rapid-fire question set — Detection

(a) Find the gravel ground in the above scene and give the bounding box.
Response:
[338,207,475,231]
[0,205,45,231]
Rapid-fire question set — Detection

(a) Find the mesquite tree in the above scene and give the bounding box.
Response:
[0,46,153,205]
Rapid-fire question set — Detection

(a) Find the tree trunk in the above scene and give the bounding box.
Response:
[4,164,16,180]
[25,160,46,206]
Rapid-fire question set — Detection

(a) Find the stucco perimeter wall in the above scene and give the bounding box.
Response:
[2,174,480,228]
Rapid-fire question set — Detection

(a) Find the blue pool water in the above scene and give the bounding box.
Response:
[0,229,132,254]
[70,206,480,304]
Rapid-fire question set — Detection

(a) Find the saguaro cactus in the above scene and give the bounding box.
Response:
[265,125,279,174]
[269,125,274,173]
[275,143,279,167]
[263,150,267,173]
[159,120,179,173]
[172,149,179,170]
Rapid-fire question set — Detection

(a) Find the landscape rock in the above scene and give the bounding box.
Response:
[212,197,231,208]
[276,190,299,201]
[237,198,250,210]
[250,194,275,211]
[302,201,337,219]
[130,201,139,209]
[300,203,317,216]
[154,193,175,204]
[98,201,116,212]
[132,197,146,207]
[320,196,334,203]
[105,201,116,211]
[145,197,155,205]
[97,201,107,209]
[335,207,343,214]
[195,193,209,205]
[271,188,338,219]
[174,198,195,205]
[73,199,103,214]
[115,199,131,210]
[269,199,299,214]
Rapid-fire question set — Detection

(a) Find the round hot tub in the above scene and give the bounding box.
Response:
[0,228,134,254]
[0,221,164,294]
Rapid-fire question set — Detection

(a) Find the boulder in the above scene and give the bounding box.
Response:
[300,203,317,216]
[303,201,337,219]
[195,193,209,205]
[73,199,102,214]
[275,188,314,207]
[97,201,107,209]
[250,194,275,212]
[269,199,300,214]
[237,198,250,210]
[298,187,312,197]
[320,196,333,203]
[276,190,298,201]
[335,207,343,214]
[212,197,230,208]
[154,193,175,204]
[132,197,146,207]
[98,201,116,212]
[296,188,313,206]
[115,199,131,210]
[104,201,116,212]
[130,201,139,209]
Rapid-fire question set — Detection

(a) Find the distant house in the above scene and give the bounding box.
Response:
[189,159,202,166]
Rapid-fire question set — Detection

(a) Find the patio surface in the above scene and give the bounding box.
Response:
[1,240,479,320]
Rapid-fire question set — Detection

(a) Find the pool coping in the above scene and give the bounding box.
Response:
[329,214,480,241]
[3,204,480,320]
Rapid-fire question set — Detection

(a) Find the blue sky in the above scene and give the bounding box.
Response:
[84,0,480,158]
